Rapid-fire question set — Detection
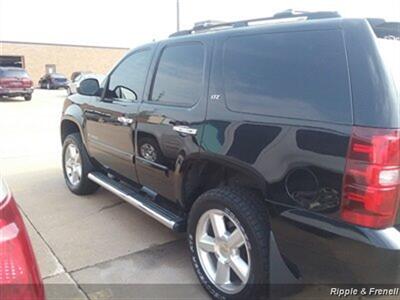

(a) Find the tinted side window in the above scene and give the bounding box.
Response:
[108,49,151,102]
[150,43,204,106]
[223,30,351,123]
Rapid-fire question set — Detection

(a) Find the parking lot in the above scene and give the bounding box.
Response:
[0,90,208,299]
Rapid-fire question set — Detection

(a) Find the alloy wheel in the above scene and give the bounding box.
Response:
[64,143,82,186]
[196,209,251,294]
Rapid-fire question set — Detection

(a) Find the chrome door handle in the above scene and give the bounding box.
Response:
[117,116,133,125]
[173,125,197,135]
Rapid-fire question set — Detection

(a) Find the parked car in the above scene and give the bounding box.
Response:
[0,175,45,300]
[60,11,400,299]
[67,73,105,95]
[0,67,33,101]
[70,71,91,82]
[39,73,69,90]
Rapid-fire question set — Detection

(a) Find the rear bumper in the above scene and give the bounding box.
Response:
[0,88,33,97]
[271,210,400,284]
[338,226,400,284]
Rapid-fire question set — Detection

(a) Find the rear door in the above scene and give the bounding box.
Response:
[135,39,211,200]
[85,47,153,181]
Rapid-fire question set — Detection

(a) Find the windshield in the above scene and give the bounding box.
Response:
[377,39,400,92]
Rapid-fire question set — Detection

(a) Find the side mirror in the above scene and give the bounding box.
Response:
[78,78,100,96]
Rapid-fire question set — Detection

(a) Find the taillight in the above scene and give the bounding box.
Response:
[22,78,33,87]
[0,78,9,87]
[0,177,45,300]
[341,127,400,229]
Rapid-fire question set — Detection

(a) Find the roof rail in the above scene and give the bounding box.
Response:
[169,9,341,38]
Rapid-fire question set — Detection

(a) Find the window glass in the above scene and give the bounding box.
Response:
[223,30,352,123]
[377,39,400,92]
[151,43,204,106]
[108,49,151,101]
[2,69,28,78]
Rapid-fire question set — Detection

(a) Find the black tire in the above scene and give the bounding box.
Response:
[137,136,165,164]
[62,133,99,195]
[24,94,32,101]
[188,186,270,300]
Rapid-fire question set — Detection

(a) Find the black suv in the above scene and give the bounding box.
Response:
[60,11,400,299]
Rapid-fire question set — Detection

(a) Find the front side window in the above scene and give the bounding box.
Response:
[107,49,151,102]
[150,43,204,106]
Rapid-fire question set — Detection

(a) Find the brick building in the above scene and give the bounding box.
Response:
[0,41,129,84]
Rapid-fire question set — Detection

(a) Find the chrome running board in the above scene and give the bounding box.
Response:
[88,172,186,231]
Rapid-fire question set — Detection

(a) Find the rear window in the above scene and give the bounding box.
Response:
[377,39,400,93]
[52,74,66,79]
[0,69,29,78]
[222,30,352,123]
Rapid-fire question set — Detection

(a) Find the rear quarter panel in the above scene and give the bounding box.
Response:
[201,24,366,283]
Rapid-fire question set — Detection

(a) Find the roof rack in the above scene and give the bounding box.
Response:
[169,9,341,38]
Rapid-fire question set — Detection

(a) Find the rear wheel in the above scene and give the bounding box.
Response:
[24,94,32,101]
[188,187,270,299]
[62,133,99,195]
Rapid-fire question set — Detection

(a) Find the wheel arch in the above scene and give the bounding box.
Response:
[61,102,86,142]
[176,153,268,211]
[60,116,84,145]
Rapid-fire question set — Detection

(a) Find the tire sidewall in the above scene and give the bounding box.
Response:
[188,194,268,300]
[62,134,92,194]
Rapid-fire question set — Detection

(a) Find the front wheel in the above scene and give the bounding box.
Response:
[24,94,32,101]
[62,133,99,195]
[188,187,270,299]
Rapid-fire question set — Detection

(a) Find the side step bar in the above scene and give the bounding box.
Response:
[88,172,186,232]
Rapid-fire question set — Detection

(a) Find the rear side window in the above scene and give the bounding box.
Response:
[150,43,205,106]
[223,30,352,123]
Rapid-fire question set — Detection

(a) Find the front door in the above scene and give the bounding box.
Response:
[85,48,153,181]
[136,40,211,201]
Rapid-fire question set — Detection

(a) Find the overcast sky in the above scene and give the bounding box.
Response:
[0,0,399,48]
